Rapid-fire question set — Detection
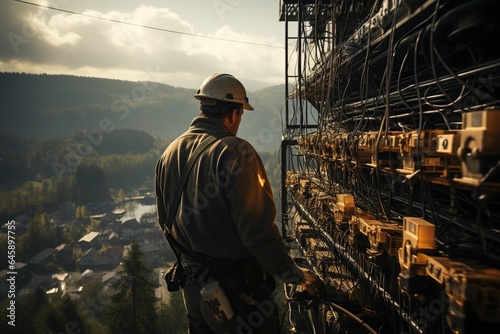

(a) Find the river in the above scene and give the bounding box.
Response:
[115,200,157,222]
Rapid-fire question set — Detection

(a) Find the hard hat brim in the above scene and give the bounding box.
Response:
[194,93,254,111]
[242,101,254,111]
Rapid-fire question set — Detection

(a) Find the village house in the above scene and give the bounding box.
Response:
[55,243,73,263]
[78,231,100,250]
[141,244,160,268]
[108,232,123,246]
[77,245,124,271]
[101,270,119,289]
[120,218,143,239]
[28,248,56,272]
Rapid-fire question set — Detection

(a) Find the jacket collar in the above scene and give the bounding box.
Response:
[188,116,233,136]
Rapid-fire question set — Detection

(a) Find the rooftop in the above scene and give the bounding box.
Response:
[78,231,100,243]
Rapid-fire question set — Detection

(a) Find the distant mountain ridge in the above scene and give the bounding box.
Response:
[0,72,287,152]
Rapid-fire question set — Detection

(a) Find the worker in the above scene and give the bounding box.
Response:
[155,73,323,333]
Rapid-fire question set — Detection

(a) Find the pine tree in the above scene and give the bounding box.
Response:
[118,188,126,202]
[105,241,158,334]
[32,294,87,334]
[157,292,189,334]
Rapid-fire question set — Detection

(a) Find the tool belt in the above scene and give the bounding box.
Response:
[165,255,275,304]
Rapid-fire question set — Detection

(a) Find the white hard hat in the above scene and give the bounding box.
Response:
[194,73,254,110]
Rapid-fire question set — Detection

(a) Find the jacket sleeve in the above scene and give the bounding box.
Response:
[224,141,303,282]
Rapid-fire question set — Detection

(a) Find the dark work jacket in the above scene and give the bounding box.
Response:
[155,116,302,281]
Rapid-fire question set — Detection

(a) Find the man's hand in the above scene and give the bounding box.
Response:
[299,267,325,298]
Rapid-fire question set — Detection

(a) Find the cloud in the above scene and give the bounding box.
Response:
[0,1,284,90]
[181,25,284,88]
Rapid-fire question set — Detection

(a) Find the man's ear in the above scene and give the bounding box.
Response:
[228,108,238,124]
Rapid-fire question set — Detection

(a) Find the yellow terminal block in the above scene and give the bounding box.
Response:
[426,256,454,285]
[334,194,355,224]
[374,223,403,257]
[402,217,435,250]
[455,109,500,185]
[398,217,437,292]
[446,262,500,327]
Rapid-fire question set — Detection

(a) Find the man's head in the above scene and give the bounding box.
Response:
[195,73,253,135]
[195,73,254,111]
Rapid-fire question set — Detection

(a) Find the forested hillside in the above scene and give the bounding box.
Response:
[0,72,286,151]
[0,128,166,215]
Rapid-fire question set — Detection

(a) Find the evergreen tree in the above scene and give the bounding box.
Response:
[76,205,89,219]
[2,287,47,333]
[33,294,86,334]
[72,163,111,204]
[157,292,189,334]
[105,241,158,334]
[118,188,126,202]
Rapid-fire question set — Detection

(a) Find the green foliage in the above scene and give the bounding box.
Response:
[81,275,103,299]
[76,205,89,219]
[0,72,196,140]
[0,132,35,188]
[0,129,167,216]
[0,179,58,216]
[68,222,86,244]
[32,295,84,334]
[1,288,45,333]
[105,241,158,334]
[117,188,126,202]
[157,292,189,334]
[73,163,111,204]
[0,234,6,268]
[85,128,156,155]
[97,147,163,188]
[2,290,95,334]
[16,211,64,261]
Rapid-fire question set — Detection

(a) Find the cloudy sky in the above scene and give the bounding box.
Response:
[1,0,290,91]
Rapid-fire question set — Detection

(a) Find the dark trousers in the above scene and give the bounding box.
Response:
[181,264,281,334]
